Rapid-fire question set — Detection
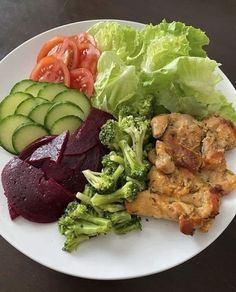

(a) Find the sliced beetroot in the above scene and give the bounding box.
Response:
[64,108,113,156]
[29,131,69,165]
[80,145,102,171]
[7,200,19,220]
[86,108,114,129]
[41,159,73,182]
[61,153,86,170]
[60,171,87,194]
[2,157,74,223]
[19,135,55,160]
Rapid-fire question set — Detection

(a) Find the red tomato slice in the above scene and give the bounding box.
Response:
[77,43,100,78]
[30,56,70,86]
[37,36,78,70]
[70,68,94,97]
[70,32,96,47]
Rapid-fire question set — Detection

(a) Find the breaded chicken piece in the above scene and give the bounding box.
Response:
[125,187,220,235]
[202,115,236,169]
[200,168,236,195]
[153,113,203,152]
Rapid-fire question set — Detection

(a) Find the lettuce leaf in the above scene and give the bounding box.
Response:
[88,22,140,62]
[143,56,236,121]
[92,51,139,116]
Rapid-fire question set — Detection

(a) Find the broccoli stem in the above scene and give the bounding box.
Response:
[98,204,125,212]
[110,211,131,225]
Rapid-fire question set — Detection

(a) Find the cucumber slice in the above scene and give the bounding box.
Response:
[15,97,46,116]
[12,122,49,154]
[10,79,36,93]
[28,102,52,125]
[0,92,32,119]
[0,114,32,154]
[38,83,67,100]
[25,82,48,97]
[45,101,85,130]
[53,89,91,117]
[50,115,82,135]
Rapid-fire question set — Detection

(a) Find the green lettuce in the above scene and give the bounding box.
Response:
[92,51,139,116]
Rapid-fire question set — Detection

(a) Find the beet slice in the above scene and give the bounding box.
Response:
[29,131,69,165]
[7,200,19,220]
[60,171,87,194]
[80,145,102,171]
[19,135,55,160]
[61,153,86,170]
[2,157,74,223]
[64,108,113,156]
[41,159,73,182]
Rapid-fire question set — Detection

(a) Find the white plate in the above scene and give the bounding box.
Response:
[0,19,236,280]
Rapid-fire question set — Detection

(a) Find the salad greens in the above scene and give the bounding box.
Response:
[90,20,236,122]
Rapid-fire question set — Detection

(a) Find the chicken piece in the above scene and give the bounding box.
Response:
[161,113,203,152]
[151,114,169,138]
[154,141,175,174]
[148,166,202,196]
[126,187,220,235]
[200,168,236,195]
[201,115,236,169]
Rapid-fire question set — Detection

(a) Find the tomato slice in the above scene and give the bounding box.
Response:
[77,43,100,78]
[30,56,70,86]
[37,36,78,70]
[70,32,96,47]
[70,68,94,97]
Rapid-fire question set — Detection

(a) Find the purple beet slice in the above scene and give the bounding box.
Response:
[19,135,55,160]
[2,157,74,223]
[61,153,86,170]
[7,200,19,220]
[41,159,73,183]
[29,131,69,165]
[64,108,113,156]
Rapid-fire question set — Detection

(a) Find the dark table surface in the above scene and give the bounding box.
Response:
[1,0,236,291]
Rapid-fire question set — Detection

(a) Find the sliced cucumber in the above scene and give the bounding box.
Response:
[25,82,48,97]
[10,79,36,93]
[12,122,49,154]
[0,115,32,154]
[38,83,67,101]
[0,92,32,119]
[53,89,91,117]
[45,101,85,130]
[28,102,52,125]
[50,115,82,135]
[15,97,46,116]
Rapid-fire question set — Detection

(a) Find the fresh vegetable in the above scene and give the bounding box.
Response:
[70,68,94,97]
[90,20,236,122]
[58,202,111,252]
[30,56,70,86]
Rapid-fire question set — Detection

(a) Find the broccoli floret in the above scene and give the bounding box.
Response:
[102,151,124,169]
[109,211,132,225]
[113,216,142,234]
[119,140,150,180]
[58,203,112,252]
[98,203,125,213]
[119,115,150,160]
[99,119,129,150]
[82,164,125,193]
[91,181,139,206]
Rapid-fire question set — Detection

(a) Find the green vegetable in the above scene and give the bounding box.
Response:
[58,202,111,252]
[82,164,125,193]
[113,217,142,234]
[91,181,139,206]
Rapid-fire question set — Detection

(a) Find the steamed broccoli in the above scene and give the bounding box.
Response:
[91,181,139,207]
[82,164,125,193]
[113,216,142,234]
[99,119,129,150]
[58,202,112,252]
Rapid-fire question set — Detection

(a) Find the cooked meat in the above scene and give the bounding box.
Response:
[201,115,236,169]
[154,141,175,174]
[126,113,236,236]
[200,168,236,195]
[151,114,169,138]
[156,113,203,152]
[125,187,220,235]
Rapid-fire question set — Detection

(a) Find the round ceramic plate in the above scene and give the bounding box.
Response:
[0,19,236,280]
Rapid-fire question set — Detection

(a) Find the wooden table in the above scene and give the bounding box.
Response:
[0,0,236,291]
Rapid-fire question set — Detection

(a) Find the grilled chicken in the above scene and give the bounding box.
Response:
[126,113,236,235]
